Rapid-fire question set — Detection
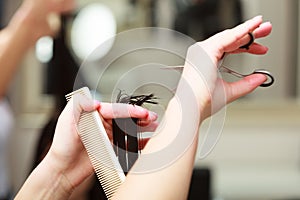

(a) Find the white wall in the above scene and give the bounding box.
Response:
[298,0,300,97]
[195,102,300,199]
[240,0,298,99]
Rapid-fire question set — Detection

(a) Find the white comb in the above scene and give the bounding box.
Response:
[65,87,125,199]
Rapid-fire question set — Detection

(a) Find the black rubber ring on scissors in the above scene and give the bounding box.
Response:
[239,32,255,50]
[219,65,275,87]
[252,69,274,87]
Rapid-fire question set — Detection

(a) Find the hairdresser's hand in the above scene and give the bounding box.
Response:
[183,15,272,119]
[16,95,158,199]
[45,94,158,191]
[99,102,158,147]
[11,0,76,44]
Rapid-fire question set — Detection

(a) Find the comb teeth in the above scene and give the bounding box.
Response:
[65,87,125,199]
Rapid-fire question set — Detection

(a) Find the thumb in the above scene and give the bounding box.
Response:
[60,94,100,124]
[226,73,267,103]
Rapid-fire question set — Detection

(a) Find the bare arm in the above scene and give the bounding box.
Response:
[15,99,158,199]
[16,15,272,200]
[112,15,272,200]
[0,0,75,98]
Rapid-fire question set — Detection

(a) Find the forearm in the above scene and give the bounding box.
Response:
[0,1,60,98]
[113,65,206,200]
[15,154,74,200]
[0,8,35,98]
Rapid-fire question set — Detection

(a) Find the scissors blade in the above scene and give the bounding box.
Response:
[160,66,184,70]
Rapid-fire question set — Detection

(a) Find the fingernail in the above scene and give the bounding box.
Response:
[249,73,267,86]
[94,100,101,110]
[148,111,158,121]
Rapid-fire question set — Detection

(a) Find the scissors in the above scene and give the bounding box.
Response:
[218,52,274,87]
[162,56,274,87]
[219,64,274,87]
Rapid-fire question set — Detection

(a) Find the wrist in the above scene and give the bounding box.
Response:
[180,64,212,109]
[37,155,74,198]
[15,155,74,200]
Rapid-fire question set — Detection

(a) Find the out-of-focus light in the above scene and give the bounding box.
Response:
[71,3,117,61]
[35,36,54,63]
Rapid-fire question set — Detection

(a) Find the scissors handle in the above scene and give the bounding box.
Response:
[161,65,275,87]
[219,65,274,87]
[252,69,275,87]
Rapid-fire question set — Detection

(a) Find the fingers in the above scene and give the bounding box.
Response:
[62,99,158,137]
[253,21,273,39]
[225,73,267,104]
[231,42,269,54]
[208,15,263,53]
[46,13,61,33]
[98,102,158,141]
[138,137,150,150]
[62,94,99,123]
[231,21,272,54]
[138,121,159,132]
[105,120,158,142]
[98,103,158,122]
[237,21,271,49]
[49,0,77,13]
[201,15,272,61]
[202,74,267,120]
[239,32,255,50]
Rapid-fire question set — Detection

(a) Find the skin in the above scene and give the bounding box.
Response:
[15,15,272,200]
[114,16,272,200]
[0,0,76,98]
[15,99,159,199]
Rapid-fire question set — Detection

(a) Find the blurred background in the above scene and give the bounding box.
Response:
[1,0,300,199]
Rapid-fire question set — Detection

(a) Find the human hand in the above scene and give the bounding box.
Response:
[12,0,76,44]
[182,15,272,119]
[99,102,158,146]
[44,94,158,190]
